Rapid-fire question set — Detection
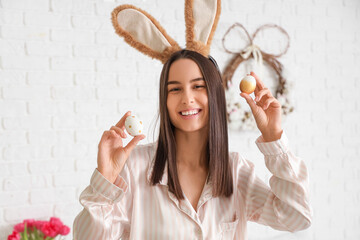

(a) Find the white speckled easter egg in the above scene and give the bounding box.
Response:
[125,115,143,136]
[239,75,256,94]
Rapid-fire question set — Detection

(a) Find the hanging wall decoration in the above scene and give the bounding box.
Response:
[222,23,294,131]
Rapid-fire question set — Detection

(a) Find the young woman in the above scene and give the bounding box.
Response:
[73,50,312,239]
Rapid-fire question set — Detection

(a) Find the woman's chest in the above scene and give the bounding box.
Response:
[129,186,242,239]
[178,170,208,211]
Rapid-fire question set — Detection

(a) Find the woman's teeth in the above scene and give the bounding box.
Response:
[180,110,199,116]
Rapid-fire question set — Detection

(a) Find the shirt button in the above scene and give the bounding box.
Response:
[196,228,202,239]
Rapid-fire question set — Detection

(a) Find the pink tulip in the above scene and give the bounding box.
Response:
[7,231,20,240]
[13,223,24,233]
[34,220,47,230]
[24,219,35,229]
[59,225,70,235]
[41,222,59,238]
[50,217,63,228]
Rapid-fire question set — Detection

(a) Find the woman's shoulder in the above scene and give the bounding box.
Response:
[228,151,255,172]
[229,151,242,165]
[133,141,158,153]
[125,141,158,172]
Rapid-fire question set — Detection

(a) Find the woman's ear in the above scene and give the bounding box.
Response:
[185,0,221,57]
[111,4,181,63]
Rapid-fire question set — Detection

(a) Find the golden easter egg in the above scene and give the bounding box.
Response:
[239,75,256,94]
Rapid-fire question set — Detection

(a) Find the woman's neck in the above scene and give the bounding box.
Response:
[174,127,208,169]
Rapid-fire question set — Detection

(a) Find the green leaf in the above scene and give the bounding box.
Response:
[23,223,28,240]
[34,229,39,239]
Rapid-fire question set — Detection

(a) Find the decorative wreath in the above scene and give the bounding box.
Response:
[221,23,294,131]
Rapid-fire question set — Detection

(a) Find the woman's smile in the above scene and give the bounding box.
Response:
[178,108,202,119]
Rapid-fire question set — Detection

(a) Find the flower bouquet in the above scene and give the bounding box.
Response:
[8,217,70,240]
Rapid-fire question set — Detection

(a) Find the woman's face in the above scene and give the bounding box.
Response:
[166,58,209,133]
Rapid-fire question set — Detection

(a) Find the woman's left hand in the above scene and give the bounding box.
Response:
[240,72,283,142]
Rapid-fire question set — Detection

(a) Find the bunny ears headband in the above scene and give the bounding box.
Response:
[111,0,221,64]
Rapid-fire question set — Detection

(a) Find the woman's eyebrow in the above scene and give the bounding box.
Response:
[167,77,204,86]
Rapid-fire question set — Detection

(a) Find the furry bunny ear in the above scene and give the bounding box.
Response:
[185,0,221,57]
[111,5,181,63]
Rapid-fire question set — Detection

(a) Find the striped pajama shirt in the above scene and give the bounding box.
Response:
[73,131,312,239]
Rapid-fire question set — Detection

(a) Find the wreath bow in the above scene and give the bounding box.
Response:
[222,23,290,89]
[239,44,263,77]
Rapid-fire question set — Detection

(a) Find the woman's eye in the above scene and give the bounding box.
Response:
[169,88,180,92]
[168,85,205,92]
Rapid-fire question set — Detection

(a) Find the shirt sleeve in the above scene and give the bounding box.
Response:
[237,130,313,232]
[73,166,133,240]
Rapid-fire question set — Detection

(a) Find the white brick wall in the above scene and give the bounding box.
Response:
[0,0,359,239]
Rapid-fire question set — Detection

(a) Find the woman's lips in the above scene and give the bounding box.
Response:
[178,109,202,119]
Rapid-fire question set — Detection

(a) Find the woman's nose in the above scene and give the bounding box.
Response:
[181,89,194,104]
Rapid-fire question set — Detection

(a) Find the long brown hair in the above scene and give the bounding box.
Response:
[151,50,233,199]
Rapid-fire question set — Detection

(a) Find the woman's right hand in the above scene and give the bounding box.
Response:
[97,111,146,183]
